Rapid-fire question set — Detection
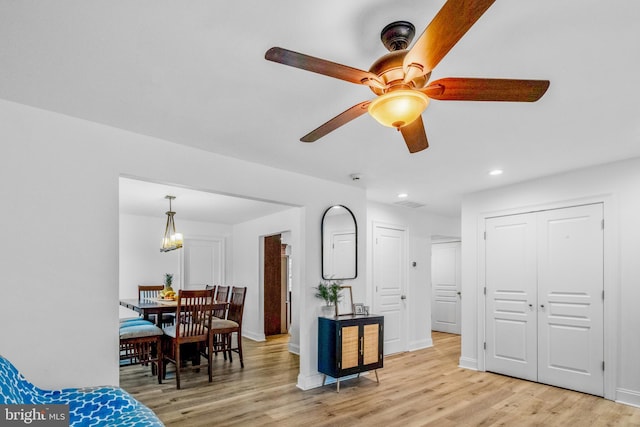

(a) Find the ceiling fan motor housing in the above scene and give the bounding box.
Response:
[369,21,429,96]
[368,50,429,96]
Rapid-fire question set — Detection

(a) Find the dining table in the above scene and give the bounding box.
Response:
[119,297,229,326]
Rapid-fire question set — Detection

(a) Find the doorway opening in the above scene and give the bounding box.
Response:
[264,233,290,336]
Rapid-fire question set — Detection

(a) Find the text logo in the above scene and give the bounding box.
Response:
[0,405,68,426]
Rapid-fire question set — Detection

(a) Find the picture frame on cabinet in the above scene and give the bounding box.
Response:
[353,303,365,315]
[336,285,354,316]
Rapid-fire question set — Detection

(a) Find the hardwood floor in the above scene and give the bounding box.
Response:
[120,332,640,426]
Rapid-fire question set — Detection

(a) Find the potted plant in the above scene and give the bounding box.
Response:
[314,280,342,317]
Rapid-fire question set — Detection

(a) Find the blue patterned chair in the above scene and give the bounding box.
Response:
[0,355,164,426]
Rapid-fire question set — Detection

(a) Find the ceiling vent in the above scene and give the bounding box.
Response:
[394,200,425,209]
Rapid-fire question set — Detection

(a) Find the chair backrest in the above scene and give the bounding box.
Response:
[215,285,230,303]
[205,284,218,299]
[138,285,163,301]
[213,285,230,318]
[227,286,247,325]
[175,289,215,341]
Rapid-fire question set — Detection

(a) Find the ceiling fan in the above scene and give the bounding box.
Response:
[265,0,549,153]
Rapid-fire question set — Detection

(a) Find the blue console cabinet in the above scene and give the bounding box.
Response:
[318,315,384,391]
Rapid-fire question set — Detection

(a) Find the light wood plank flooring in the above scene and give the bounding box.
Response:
[120,332,640,426]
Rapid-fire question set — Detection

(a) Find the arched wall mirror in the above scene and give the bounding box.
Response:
[321,205,357,280]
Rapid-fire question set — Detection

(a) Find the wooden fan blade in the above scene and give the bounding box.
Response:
[266,47,385,89]
[301,101,371,142]
[424,78,550,102]
[403,0,496,77]
[400,116,429,153]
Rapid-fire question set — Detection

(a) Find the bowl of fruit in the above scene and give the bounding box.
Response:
[163,291,176,300]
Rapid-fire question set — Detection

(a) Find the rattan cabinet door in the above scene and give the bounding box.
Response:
[340,325,360,369]
[362,323,379,366]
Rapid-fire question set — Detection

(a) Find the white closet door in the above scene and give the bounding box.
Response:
[485,204,604,397]
[537,204,604,396]
[485,213,538,381]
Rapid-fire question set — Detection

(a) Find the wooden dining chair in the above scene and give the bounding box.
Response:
[205,284,219,316]
[138,284,163,300]
[213,285,230,318]
[205,285,228,358]
[210,286,247,368]
[161,289,215,389]
[138,285,175,326]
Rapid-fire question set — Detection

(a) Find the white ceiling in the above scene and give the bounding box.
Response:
[2,1,640,216]
[119,177,295,224]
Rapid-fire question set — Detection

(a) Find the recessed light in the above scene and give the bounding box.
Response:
[397,193,408,198]
[489,169,503,176]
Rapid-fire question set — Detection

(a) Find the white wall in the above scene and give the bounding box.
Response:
[460,157,640,406]
[295,199,368,389]
[231,207,301,350]
[119,213,233,299]
[0,98,366,390]
[366,202,461,351]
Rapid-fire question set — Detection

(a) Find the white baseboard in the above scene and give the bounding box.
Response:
[242,331,265,342]
[297,372,324,390]
[288,342,300,355]
[616,388,640,408]
[409,338,433,351]
[458,356,478,370]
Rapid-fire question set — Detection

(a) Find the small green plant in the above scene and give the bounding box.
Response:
[314,281,342,306]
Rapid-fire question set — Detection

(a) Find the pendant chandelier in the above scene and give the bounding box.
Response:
[160,195,183,252]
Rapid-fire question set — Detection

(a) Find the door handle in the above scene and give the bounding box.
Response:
[457,291,461,297]
[400,295,407,300]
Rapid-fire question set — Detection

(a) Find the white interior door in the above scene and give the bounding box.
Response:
[431,241,461,334]
[182,237,224,290]
[485,213,538,381]
[537,204,604,395]
[484,204,604,396]
[373,224,406,355]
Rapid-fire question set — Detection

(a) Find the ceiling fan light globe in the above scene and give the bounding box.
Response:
[368,90,429,128]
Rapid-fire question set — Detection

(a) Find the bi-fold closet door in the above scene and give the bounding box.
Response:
[485,203,604,396]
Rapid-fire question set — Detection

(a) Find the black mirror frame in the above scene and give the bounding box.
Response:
[321,205,357,280]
